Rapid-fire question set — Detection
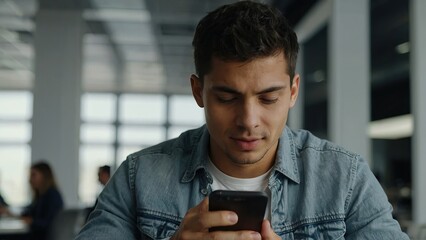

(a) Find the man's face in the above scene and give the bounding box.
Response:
[98,170,109,186]
[191,52,299,178]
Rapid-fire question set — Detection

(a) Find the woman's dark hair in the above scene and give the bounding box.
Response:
[31,161,58,198]
[192,0,299,84]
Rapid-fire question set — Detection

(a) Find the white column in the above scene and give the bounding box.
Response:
[328,0,370,163]
[31,9,83,208]
[410,0,426,225]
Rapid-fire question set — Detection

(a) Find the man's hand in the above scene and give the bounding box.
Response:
[171,197,262,240]
[261,220,281,240]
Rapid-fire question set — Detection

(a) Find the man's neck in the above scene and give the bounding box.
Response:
[209,141,278,178]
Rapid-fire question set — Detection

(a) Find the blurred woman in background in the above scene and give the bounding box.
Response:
[0,186,8,216]
[21,161,64,240]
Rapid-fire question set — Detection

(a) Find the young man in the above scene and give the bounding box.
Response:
[76,1,409,239]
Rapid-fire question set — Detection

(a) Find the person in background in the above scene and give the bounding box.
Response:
[0,192,7,208]
[21,161,64,240]
[85,165,111,221]
[0,176,9,216]
[76,1,409,239]
[97,165,111,187]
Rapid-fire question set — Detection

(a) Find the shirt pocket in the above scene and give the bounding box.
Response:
[281,220,346,240]
[137,209,181,239]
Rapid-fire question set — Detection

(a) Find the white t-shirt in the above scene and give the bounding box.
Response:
[206,158,272,220]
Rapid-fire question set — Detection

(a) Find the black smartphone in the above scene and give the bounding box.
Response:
[208,190,268,232]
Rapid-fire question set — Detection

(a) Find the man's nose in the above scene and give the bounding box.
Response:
[236,100,260,130]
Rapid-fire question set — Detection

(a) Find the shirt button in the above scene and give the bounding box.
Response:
[201,189,208,195]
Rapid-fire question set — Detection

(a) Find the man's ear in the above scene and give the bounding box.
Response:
[190,74,204,107]
[289,74,300,108]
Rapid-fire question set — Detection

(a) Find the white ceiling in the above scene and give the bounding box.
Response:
[0,0,271,94]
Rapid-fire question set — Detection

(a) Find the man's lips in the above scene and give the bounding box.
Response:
[231,137,261,151]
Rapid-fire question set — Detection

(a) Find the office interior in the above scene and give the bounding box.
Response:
[0,0,425,238]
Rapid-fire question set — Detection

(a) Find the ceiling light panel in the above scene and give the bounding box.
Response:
[83,9,151,23]
[0,16,34,32]
[124,62,164,77]
[83,62,116,82]
[119,44,159,62]
[107,22,155,45]
[0,69,33,89]
[90,0,147,10]
[84,43,116,62]
[84,33,110,45]
[1,0,37,17]
[0,42,33,57]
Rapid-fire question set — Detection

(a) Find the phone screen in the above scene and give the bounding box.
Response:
[208,190,268,232]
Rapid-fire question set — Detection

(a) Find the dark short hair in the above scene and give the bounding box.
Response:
[99,165,111,175]
[192,1,299,84]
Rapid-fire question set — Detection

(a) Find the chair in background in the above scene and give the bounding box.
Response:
[408,223,426,240]
[47,208,85,240]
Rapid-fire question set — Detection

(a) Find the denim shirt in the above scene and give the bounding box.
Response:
[76,125,409,240]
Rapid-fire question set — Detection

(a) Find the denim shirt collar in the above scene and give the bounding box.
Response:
[180,125,300,184]
[181,125,210,183]
[273,126,300,184]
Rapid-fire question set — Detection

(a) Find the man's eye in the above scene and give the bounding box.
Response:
[216,93,238,103]
[261,98,278,104]
[217,97,237,103]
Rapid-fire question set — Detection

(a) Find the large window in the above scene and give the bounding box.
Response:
[79,93,116,204]
[0,91,33,206]
[168,95,205,138]
[79,93,204,205]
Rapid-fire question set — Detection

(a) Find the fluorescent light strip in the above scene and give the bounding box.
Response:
[83,9,151,22]
[395,42,410,54]
[368,114,413,139]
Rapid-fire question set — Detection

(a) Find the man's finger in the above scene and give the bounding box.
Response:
[198,210,238,230]
[198,197,209,212]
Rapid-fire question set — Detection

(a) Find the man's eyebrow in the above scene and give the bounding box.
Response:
[256,86,285,95]
[212,86,241,94]
[211,85,286,95]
